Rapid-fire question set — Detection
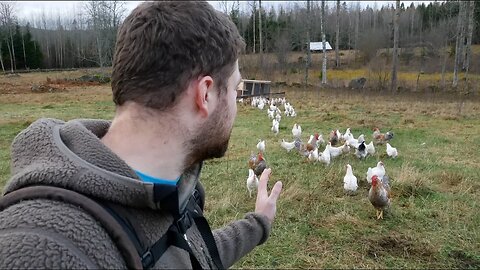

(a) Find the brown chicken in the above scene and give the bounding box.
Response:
[248,152,256,169]
[248,152,267,177]
[306,133,320,152]
[373,128,394,145]
[368,175,391,220]
[329,130,339,146]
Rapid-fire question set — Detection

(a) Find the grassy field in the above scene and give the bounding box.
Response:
[1,70,480,268]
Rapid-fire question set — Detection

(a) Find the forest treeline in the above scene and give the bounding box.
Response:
[0,0,478,71]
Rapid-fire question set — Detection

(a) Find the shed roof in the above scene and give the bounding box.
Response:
[309,41,332,51]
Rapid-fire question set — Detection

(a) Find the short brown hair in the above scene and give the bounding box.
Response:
[111,1,245,110]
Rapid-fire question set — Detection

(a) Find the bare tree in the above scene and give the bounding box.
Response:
[0,43,4,71]
[321,0,327,84]
[453,0,466,87]
[251,1,256,54]
[40,9,51,67]
[0,2,17,72]
[0,33,4,71]
[354,3,360,62]
[85,1,104,67]
[463,1,475,79]
[304,0,311,87]
[409,5,415,39]
[55,16,64,68]
[335,0,340,68]
[21,27,27,69]
[259,0,262,55]
[83,1,125,67]
[390,0,400,92]
[218,1,229,14]
[104,1,126,65]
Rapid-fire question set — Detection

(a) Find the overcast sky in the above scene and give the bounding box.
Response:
[14,1,435,23]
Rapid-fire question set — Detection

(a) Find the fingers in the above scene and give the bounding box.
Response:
[269,181,282,201]
[257,168,271,198]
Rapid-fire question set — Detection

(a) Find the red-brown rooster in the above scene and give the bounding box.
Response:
[372,128,394,145]
[306,133,320,152]
[368,175,391,220]
[248,152,267,177]
[329,130,339,146]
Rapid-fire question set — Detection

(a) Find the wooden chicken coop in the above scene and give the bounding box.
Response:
[237,79,271,98]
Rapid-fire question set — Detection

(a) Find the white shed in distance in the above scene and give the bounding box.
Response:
[309,42,332,51]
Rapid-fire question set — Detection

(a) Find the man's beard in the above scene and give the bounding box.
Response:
[185,103,233,168]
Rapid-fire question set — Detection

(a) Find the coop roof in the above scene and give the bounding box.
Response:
[309,42,332,51]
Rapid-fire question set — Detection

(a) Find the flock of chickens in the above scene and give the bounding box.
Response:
[242,96,399,220]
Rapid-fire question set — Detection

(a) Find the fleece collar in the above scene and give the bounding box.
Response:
[4,118,201,213]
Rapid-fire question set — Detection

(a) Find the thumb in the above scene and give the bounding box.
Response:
[269,181,283,201]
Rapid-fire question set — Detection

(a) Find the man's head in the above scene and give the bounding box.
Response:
[112,1,244,111]
[185,59,242,165]
[111,1,244,166]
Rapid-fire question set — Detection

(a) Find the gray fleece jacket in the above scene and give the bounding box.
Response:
[0,118,271,269]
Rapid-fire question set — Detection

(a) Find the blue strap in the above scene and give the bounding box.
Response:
[134,170,180,186]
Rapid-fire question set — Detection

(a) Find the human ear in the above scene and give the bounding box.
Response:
[195,75,214,118]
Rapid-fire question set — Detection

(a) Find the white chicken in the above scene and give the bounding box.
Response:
[307,134,314,145]
[267,109,275,119]
[343,164,358,193]
[308,148,319,162]
[316,134,325,148]
[257,101,265,110]
[342,128,352,141]
[271,120,279,135]
[280,139,296,152]
[336,129,342,140]
[251,98,257,107]
[256,139,265,153]
[246,169,259,198]
[358,134,365,144]
[326,142,341,158]
[386,143,398,158]
[355,141,368,159]
[327,142,349,159]
[366,161,386,183]
[275,113,281,122]
[346,134,365,149]
[318,146,331,166]
[292,123,302,139]
[344,133,355,146]
[366,141,375,155]
[366,167,373,183]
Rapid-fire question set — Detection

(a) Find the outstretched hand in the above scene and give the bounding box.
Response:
[255,168,282,224]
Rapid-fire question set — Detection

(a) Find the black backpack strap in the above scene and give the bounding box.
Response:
[99,202,146,261]
[192,214,224,269]
[186,196,224,270]
[142,225,203,269]
[96,197,203,269]
[0,185,144,269]
[139,189,224,270]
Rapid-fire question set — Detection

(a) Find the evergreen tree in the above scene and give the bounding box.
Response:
[23,23,43,69]
[13,24,24,69]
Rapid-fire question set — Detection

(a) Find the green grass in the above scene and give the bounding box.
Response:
[202,90,480,268]
[1,80,480,268]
